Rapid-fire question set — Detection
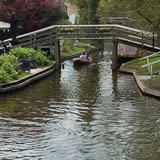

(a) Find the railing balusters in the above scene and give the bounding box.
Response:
[2,24,160,51]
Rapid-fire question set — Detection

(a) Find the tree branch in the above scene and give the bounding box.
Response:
[137,10,152,25]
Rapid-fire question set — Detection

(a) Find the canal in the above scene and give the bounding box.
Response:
[0,50,160,160]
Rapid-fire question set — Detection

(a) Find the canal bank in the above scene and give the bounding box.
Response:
[1,50,160,160]
[0,64,56,93]
[120,64,160,98]
[0,48,97,93]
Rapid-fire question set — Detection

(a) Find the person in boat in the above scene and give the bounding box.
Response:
[80,51,87,59]
[84,48,89,60]
[80,48,89,60]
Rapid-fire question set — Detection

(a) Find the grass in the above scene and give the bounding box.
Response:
[17,71,30,80]
[61,47,85,56]
[122,52,160,90]
[123,53,160,75]
[60,40,95,57]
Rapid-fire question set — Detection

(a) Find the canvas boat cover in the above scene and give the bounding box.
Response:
[0,21,10,29]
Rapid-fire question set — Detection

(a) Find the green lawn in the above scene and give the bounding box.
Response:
[122,52,160,90]
[60,40,95,57]
[123,53,160,75]
[61,47,85,56]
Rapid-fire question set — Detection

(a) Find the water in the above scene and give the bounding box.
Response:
[0,51,160,160]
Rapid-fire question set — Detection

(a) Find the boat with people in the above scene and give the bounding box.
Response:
[72,48,92,65]
[72,57,92,65]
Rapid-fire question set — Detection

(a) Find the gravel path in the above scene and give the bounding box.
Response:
[65,2,79,16]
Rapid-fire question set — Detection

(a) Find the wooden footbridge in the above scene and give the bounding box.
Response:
[4,24,160,70]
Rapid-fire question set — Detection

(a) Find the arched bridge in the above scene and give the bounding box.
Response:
[4,24,160,70]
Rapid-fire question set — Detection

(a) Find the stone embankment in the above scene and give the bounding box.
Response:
[120,64,160,98]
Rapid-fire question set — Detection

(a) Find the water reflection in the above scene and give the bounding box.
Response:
[0,51,160,160]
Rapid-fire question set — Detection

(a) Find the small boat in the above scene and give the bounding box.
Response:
[72,57,92,65]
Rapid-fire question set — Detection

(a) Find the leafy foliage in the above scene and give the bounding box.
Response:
[0,54,18,83]
[9,47,36,59]
[97,0,160,40]
[1,63,18,80]
[0,54,18,65]
[0,47,52,83]
[0,0,67,33]
[0,70,10,83]
[75,0,100,24]
[34,51,51,66]
[56,19,72,25]
[9,47,52,66]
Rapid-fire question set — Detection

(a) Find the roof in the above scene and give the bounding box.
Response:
[0,21,10,29]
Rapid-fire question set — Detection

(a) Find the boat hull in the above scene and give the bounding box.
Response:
[72,57,92,65]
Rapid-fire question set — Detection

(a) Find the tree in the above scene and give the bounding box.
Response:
[88,0,100,24]
[75,0,100,24]
[97,0,150,24]
[0,0,66,33]
[136,0,160,43]
[97,0,160,43]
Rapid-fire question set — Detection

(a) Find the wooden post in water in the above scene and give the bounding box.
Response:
[54,39,61,70]
[112,40,118,71]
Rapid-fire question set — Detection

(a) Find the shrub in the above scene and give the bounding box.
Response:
[0,70,10,83]
[0,47,52,83]
[56,19,72,25]
[9,47,52,66]
[0,55,19,83]
[9,47,36,59]
[1,63,18,80]
[34,51,52,66]
[7,55,18,65]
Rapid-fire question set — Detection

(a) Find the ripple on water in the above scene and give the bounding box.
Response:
[1,51,160,160]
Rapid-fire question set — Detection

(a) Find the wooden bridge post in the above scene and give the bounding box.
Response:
[54,39,61,70]
[112,40,118,71]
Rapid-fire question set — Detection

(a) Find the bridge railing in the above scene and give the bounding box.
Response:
[141,59,160,77]
[56,25,113,40]
[4,25,57,48]
[113,25,159,49]
[3,24,160,51]
[17,26,57,48]
[140,51,160,75]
